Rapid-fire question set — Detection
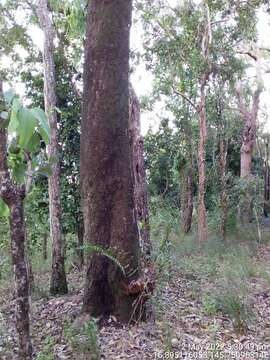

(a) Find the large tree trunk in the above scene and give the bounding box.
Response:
[37,0,68,295]
[129,84,151,258]
[0,81,32,359]
[181,125,193,234]
[197,83,208,243]
[236,86,261,222]
[81,0,146,322]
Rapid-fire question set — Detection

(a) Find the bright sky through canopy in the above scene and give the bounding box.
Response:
[130,1,270,135]
[1,0,270,134]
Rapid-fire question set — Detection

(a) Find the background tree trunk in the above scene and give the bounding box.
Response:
[129,84,151,257]
[0,80,32,359]
[37,0,68,295]
[81,0,144,322]
[197,84,208,243]
[240,115,256,179]
[236,86,262,223]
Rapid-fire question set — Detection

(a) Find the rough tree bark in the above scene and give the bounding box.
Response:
[236,88,261,178]
[37,0,68,295]
[197,80,208,243]
[129,84,151,257]
[181,126,193,234]
[236,83,262,222]
[0,80,33,359]
[81,0,146,322]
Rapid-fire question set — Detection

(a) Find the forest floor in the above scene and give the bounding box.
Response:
[0,227,270,359]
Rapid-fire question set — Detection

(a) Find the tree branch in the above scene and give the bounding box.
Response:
[236,51,258,61]
[173,88,197,110]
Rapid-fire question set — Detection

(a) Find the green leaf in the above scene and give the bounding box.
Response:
[25,132,41,153]
[12,162,26,184]
[8,139,20,154]
[3,88,16,105]
[17,108,37,148]
[31,108,50,143]
[8,97,21,134]
[0,198,9,218]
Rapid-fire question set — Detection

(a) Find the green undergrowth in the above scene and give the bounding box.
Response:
[150,204,270,333]
[63,316,100,359]
[36,336,55,360]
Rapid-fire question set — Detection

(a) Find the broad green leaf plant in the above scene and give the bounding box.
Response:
[0,88,50,217]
